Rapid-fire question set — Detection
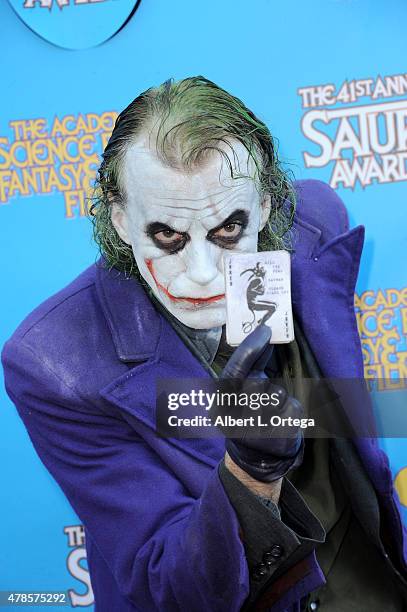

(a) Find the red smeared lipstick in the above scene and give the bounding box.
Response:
[145,259,225,305]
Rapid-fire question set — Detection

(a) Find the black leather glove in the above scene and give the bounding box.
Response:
[220,325,304,483]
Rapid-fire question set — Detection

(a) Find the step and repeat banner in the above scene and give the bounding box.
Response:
[0,0,406,608]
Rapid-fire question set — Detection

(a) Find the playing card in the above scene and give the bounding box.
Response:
[224,251,294,346]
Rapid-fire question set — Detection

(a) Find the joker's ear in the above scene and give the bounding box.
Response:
[259,194,272,231]
[110,201,131,245]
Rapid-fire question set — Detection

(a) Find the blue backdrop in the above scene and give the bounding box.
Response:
[1,1,406,608]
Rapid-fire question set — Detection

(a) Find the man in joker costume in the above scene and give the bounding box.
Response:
[2,77,407,611]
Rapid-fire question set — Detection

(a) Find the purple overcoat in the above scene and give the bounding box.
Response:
[2,180,406,611]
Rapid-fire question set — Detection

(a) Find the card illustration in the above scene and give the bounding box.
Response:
[240,262,277,334]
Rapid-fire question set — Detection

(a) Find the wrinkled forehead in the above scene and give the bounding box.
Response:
[121,137,260,224]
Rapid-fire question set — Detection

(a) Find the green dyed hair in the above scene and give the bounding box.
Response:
[90,76,296,277]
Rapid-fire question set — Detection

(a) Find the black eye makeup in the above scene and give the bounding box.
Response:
[146,209,249,254]
[207,209,249,248]
[145,222,189,254]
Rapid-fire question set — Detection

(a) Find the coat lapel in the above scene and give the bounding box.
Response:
[291,218,365,379]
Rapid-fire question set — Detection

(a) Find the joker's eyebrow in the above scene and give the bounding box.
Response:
[145,221,183,236]
[207,209,249,234]
[144,209,249,237]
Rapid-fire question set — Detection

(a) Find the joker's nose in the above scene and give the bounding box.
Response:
[184,240,219,286]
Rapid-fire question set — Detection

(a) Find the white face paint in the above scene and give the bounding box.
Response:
[111,138,271,329]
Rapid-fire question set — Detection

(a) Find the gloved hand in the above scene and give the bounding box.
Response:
[220,325,304,483]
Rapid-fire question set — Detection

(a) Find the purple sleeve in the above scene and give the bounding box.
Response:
[2,338,251,612]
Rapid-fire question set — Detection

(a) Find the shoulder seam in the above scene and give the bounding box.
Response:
[17,339,105,415]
